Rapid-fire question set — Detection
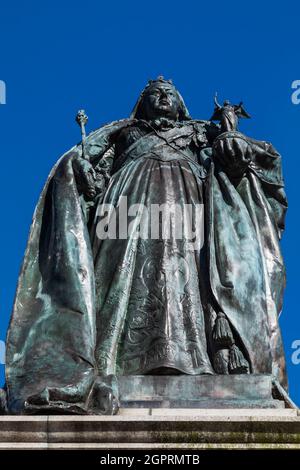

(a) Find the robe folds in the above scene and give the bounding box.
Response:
[5,118,287,413]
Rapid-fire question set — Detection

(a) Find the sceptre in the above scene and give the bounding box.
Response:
[76,109,89,160]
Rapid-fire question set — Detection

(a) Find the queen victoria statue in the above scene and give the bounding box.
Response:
[1,77,290,414]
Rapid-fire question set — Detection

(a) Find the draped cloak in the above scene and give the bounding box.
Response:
[5,117,288,413]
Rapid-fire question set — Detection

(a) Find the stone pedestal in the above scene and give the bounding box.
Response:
[0,409,299,449]
[1,375,298,449]
[118,374,284,408]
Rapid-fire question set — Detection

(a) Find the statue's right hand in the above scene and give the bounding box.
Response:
[73,155,97,200]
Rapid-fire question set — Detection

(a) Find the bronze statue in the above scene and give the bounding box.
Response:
[1,77,289,414]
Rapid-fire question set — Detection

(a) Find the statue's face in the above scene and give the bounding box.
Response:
[142,84,180,120]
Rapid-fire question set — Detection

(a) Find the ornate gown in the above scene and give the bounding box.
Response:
[91,120,214,375]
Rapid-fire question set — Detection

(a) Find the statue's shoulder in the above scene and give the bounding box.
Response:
[81,119,134,160]
[86,118,133,144]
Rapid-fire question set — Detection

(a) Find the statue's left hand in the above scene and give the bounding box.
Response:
[213,132,253,175]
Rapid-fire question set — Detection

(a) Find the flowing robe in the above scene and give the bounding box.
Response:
[5,118,288,413]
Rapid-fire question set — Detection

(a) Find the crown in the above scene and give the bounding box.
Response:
[147,75,173,86]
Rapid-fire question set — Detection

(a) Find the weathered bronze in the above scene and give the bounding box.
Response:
[1,77,289,414]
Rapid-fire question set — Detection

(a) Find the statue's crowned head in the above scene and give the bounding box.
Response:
[131,76,191,121]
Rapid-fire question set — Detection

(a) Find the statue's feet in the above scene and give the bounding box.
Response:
[24,378,94,414]
[88,375,119,415]
[23,375,119,415]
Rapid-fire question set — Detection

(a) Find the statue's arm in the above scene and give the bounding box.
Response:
[72,120,128,201]
[212,130,287,237]
[212,131,285,183]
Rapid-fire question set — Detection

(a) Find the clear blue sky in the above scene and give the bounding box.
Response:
[0,0,299,404]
